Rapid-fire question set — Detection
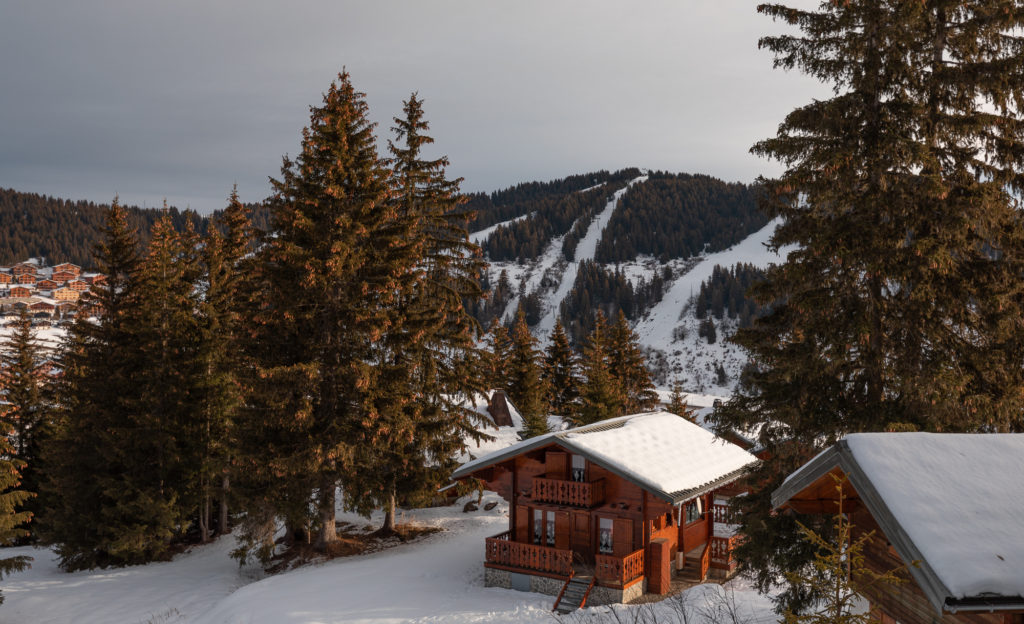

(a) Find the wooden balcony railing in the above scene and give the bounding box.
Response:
[710,535,739,569]
[711,503,735,524]
[532,477,605,507]
[485,531,573,576]
[595,548,644,585]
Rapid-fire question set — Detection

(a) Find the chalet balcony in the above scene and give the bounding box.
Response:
[531,477,605,508]
[595,548,644,586]
[484,531,573,577]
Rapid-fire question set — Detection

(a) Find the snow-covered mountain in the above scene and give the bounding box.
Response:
[471,172,789,396]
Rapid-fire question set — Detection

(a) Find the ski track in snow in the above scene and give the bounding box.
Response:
[535,175,647,335]
[468,213,532,245]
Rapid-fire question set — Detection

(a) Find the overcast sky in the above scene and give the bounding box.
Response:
[0,1,825,215]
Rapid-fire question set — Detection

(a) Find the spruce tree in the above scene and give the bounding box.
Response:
[608,311,657,414]
[574,312,621,425]
[2,308,50,539]
[195,187,252,541]
[42,199,152,570]
[345,93,489,534]
[508,307,549,438]
[234,71,393,555]
[543,318,579,416]
[667,379,695,422]
[484,320,513,391]
[709,1,1024,611]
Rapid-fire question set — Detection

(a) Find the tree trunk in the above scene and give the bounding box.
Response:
[200,491,211,543]
[219,473,230,535]
[315,479,337,551]
[380,490,397,536]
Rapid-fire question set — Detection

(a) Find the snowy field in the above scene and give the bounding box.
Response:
[2,494,777,624]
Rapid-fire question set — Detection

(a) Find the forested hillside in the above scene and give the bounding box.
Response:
[595,172,766,263]
[0,188,269,268]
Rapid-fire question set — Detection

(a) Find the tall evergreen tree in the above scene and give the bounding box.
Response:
[608,311,657,414]
[484,320,513,391]
[345,93,489,534]
[2,308,50,539]
[234,71,393,555]
[508,307,549,438]
[41,199,153,570]
[710,1,1024,611]
[543,318,579,416]
[574,312,621,425]
[195,187,252,542]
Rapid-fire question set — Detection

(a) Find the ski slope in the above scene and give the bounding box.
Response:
[535,175,647,335]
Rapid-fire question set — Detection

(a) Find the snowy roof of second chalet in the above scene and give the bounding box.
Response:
[452,411,758,504]
[773,433,1024,614]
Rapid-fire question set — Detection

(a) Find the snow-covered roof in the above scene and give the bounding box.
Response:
[452,411,758,504]
[773,433,1024,614]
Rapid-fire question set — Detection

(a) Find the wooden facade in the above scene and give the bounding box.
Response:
[51,271,77,283]
[0,273,11,284]
[10,286,32,298]
[463,440,743,598]
[54,287,79,301]
[12,263,37,276]
[52,263,81,276]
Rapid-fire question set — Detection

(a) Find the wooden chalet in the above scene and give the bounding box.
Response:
[773,434,1024,624]
[12,263,38,276]
[0,272,13,285]
[82,273,106,286]
[451,411,758,607]
[16,273,37,284]
[52,263,81,277]
[51,271,77,283]
[37,279,59,290]
[67,280,89,292]
[10,286,33,298]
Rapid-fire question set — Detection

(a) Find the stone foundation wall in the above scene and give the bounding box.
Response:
[484,566,646,605]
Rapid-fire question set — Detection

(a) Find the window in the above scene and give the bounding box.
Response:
[533,509,556,546]
[598,518,613,554]
[685,500,703,524]
[571,454,586,482]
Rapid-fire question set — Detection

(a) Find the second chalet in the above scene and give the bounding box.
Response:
[451,411,758,608]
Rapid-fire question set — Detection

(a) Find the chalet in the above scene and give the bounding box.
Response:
[773,433,1024,624]
[82,273,106,286]
[51,271,77,283]
[36,279,59,290]
[67,280,89,292]
[10,286,33,298]
[53,287,79,302]
[30,301,55,315]
[52,263,81,277]
[0,272,11,285]
[12,262,38,276]
[451,411,758,608]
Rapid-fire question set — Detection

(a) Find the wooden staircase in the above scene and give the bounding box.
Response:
[677,544,710,583]
[553,575,596,614]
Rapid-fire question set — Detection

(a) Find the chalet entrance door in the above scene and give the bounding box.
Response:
[570,511,592,564]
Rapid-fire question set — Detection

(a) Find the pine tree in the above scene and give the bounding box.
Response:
[346,93,489,534]
[667,379,695,422]
[42,199,154,570]
[195,187,252,542]
[234,71,393,555]
[608,311,657,414]
[508,307,548,438]
[543,318,579,416]
[2,308,50,539]
[484,320,513,391]
[709,1,1024,611]
[575,312,621,425]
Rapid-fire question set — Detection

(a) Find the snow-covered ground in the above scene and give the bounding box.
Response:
[3,494,776,624]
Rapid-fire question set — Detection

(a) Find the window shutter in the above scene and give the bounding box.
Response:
[555,511,570,550]
[546,450,568,479]
[613,518,633,557]
[515,505,529,542]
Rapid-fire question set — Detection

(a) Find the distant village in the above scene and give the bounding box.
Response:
[0,258,105,324]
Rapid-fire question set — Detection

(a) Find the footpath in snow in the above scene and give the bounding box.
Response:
[3,494,776,624]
